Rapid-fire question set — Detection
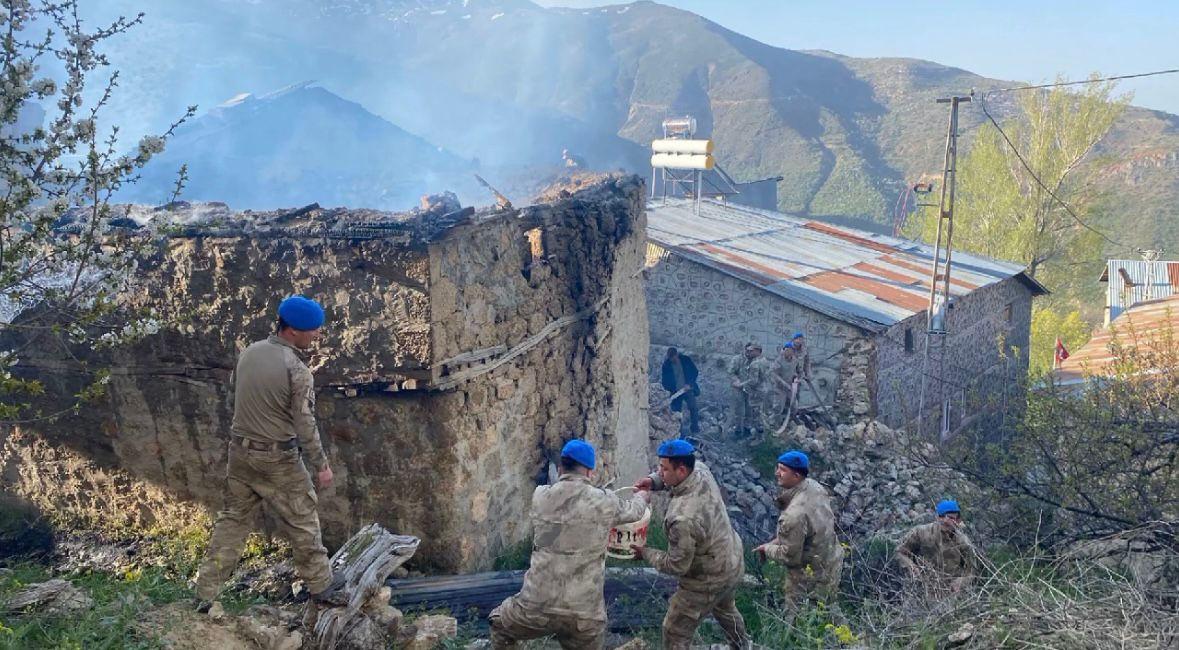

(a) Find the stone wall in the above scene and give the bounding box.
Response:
[873,276,1034,432]
[0,177,650,573]
[644,247,869,411]
[645,248,1035,433]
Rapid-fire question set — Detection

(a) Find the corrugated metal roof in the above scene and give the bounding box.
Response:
[646,198,1046,331]
[1057,293,1179,385]
[1099,259,1179,323]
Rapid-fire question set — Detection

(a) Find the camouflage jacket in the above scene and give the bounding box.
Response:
[646,462,744,592]
[515,474,647,621]
[231,335,328,472]
[763,479,843,581]
[728,354,770,394]
[897,522,978,578]
[770,355,798,393]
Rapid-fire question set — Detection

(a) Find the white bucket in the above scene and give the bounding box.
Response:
[606,487,652,560]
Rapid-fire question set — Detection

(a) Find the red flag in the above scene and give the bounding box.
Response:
[1054,337,1070,368]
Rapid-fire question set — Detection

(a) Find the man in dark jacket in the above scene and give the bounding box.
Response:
[661,348,701,435]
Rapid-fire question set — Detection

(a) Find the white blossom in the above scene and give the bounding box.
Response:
[137,135,165,158]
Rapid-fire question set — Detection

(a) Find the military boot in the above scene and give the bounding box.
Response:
[310,571,349,606]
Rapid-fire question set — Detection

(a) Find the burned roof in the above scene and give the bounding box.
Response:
[646,198,1047,332]
[57,191,483,245]
[1056,293,1179,386]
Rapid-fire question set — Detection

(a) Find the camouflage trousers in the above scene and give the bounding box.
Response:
[488,596,605,650]
[195,442,332,600]
[782,553,844,614]
[729,389,762,435]
[662,580,750,650]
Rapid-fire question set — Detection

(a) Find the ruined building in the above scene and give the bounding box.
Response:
[1,177,650,572]
[644,198,1047,433]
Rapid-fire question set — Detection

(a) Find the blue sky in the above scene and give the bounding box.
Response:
[540,0,1179,114]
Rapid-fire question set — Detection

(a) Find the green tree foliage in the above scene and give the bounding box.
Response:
[907,79,1129,370]
[953,312,1178,542]
[1029,306,1091,375]
[0,1,193,421]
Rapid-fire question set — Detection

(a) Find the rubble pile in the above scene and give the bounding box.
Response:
[648,382,979,544]
[780,420,979,539]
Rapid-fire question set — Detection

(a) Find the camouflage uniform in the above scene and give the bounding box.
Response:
[196,335,332,601]
[728,353,768,435]
[896,522,979,589]
[761,478,843,609]
[490,474,647,649]
[646,463,749,650]
[764,354,798,432]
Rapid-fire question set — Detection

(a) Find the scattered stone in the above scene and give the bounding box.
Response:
[0,578,92,615]
[236,613,302,650]
[647,380,978,544]
[947,622,975,646]
[398,614,459,650]
[208,601,227,621]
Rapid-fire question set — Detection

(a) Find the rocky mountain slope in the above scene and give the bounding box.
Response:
[90,0,1177,249]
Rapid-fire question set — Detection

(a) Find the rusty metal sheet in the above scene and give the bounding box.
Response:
[646,198,1035,329]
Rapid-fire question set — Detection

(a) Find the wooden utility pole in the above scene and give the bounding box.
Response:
[917,94,970,439]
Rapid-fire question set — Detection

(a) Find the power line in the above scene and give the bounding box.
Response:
[976,94,1135,250]
[985,68,1179,95]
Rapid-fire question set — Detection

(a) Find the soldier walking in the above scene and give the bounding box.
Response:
[896,499,979,592]
[755,451,843,612]
[489,440,648,649]
[633,439,750,650]
[195,296,344,610]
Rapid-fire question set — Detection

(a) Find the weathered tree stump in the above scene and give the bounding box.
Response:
[309,524,421,650]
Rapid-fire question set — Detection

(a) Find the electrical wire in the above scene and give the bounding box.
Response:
[976,94,1136,250]
[984,68,1179,95]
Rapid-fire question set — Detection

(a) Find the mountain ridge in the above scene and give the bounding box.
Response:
[90,0,1177,248]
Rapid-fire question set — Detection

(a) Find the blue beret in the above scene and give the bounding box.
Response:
[936,499,961,516]
[783,341,794,349]
[657,438,695,458]
[278,296,325,331]
[560,439,596,470]
[778,450,809,470]
[792,331,805,339]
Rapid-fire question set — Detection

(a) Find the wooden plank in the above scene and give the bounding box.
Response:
[432,297,608,391]
[439,345,509,369]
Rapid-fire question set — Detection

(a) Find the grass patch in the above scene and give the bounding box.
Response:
[0,562,193,650]
[492,539,533,572]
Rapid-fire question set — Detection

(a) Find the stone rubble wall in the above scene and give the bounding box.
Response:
[0,176,650,573]
[648,382,980,546]
[644,249,864,410]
